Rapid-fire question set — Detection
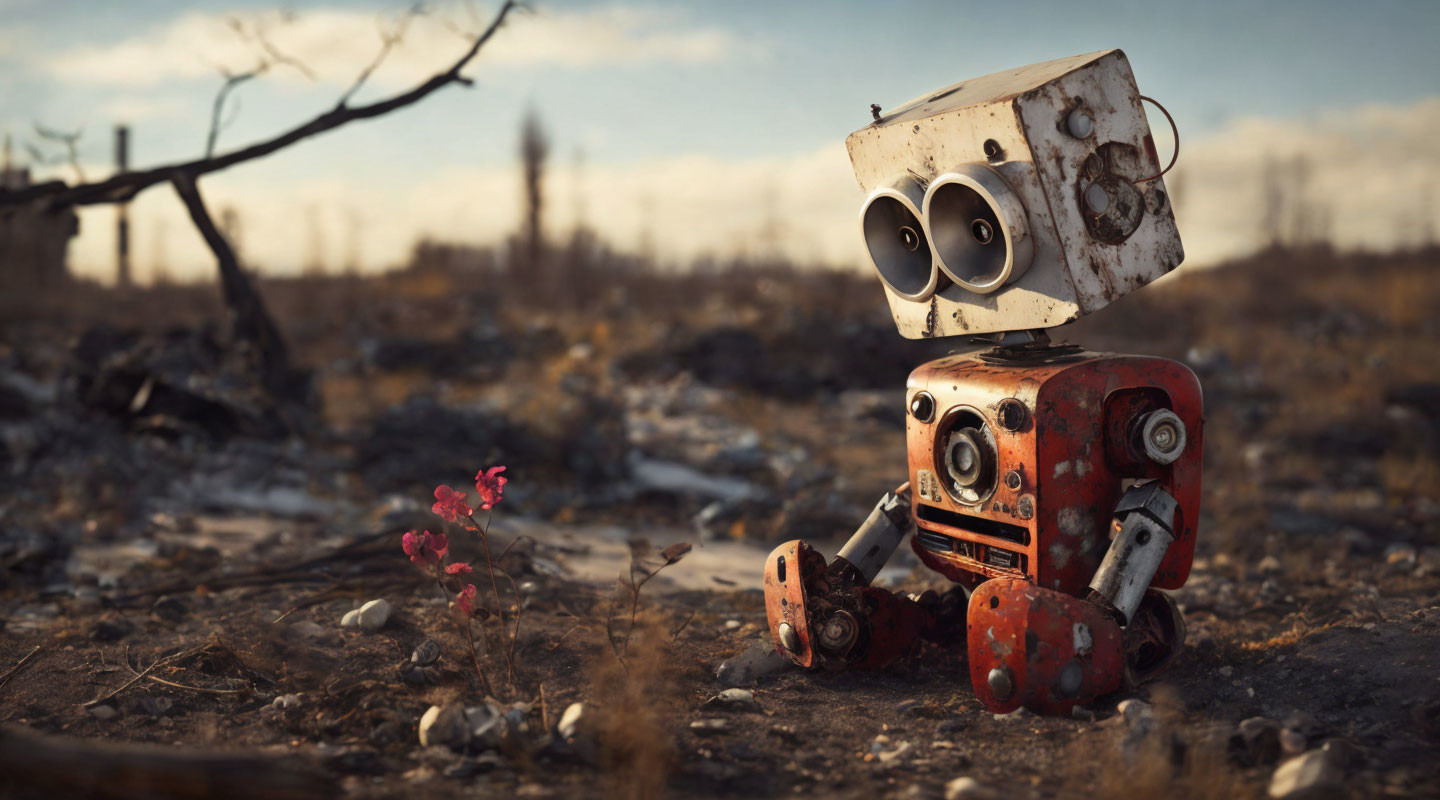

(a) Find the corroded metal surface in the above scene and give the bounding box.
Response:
[906,347,1203,595]
[763,540,821,668]
[967,577,1124,715]
[846,49,1182,338]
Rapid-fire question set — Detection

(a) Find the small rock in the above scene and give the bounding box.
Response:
[138,696,173,717]
[1269,750,1346,799]
[1280,727,1308,756]
[87,704,118,721]
[351,599,392,631]
[72,586,104,614]
[1283,711,1323,742]
[288,620,331,642]
[703,688,761,713]
[398,661,432,685]
[272,693,303,710]
[945,776,998,800]
[723,620,741,630]
[1319,738,1364,773]
[1071,706,1096,722]
[994,706,1034,722]
[896,699,921,714]
[690,718,729,735]
[716,636,791,687]
[557,703,585,741]
[877,741,912,765]
[465,701,513,751]
[340,609,361,628]
[1117,699,1153,725]
[1219,665,1234,678]
[441,759,481,780]
[1258,555,1284,575]
[419,704,470,750]
[936,718,968,736]
[1234,717,1283,766]
[150,596,187,622]
[411,639,442,666]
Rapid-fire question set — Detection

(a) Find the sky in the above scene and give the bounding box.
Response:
[2,0,1439,283]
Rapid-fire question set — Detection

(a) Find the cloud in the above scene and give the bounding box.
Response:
[62,97,1440,286]
[45,4,745,89]
[1171,97,1440,263]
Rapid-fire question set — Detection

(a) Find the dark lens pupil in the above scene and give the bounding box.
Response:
[899,226,919,251]
[972,220,993,245]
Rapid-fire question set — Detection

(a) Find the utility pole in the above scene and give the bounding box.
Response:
[114,125,132,289]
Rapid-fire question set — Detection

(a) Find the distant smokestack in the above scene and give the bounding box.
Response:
[115,125,131,289]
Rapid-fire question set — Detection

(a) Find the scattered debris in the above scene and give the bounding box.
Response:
[1269,750,1347,799]
[703,688,762,713]
[716,636,791,687]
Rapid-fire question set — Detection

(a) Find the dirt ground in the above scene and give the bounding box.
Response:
[2,248,1439,798]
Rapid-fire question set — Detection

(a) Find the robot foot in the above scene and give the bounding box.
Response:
[965,578,1126,716]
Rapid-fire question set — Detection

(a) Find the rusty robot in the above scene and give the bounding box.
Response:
[762,49,1200,715]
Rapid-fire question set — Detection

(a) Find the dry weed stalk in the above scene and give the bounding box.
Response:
[606,539,692,670]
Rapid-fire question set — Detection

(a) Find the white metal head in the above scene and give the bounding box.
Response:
[847,49,1183,338]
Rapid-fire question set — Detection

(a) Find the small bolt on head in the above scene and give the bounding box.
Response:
[1066,107,1093,139]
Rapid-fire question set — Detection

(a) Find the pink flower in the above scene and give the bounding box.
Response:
[432,485,473,522]
[445,562,473,575]
[456,584,477,616]
[401,529,449,565]
[474,466,508,510]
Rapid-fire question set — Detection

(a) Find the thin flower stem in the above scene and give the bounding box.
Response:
[435,563,493,697]
[466,510,516,690]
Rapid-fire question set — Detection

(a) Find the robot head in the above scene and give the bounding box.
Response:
[847,49,1183,338]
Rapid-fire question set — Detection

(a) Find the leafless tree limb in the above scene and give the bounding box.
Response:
[31,123,86,183]
[205,66,263,158]
[0,0,519,211]
[336,3,425,109]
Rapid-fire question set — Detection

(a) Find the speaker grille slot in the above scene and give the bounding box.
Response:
[916,504,1030,545]
[915,529,955,554]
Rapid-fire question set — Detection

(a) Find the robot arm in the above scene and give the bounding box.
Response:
[763,485,965,671]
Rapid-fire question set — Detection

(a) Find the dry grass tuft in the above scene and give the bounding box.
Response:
[587,619,679,800]
[1077,686,1257,800]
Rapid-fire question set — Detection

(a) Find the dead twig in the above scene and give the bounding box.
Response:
[0,646,42,693]
[621,542,692,659]
[31,123,86,183]
[336,4,423,108]
[84,647,182,708]
[670,609,698,642]
[121,659,248,697]
[0,0,520,210]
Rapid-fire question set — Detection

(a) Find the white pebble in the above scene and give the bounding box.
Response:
[342,599,392,632]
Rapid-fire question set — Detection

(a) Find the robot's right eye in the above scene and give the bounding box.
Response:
[860,179,938,302]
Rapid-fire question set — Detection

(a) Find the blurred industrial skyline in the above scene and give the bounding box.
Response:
[2,0,1438,283]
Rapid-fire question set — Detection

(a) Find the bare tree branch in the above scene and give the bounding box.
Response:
[336,4,424,109]
[2,0,519,211]
[204,15,320,158]
[31,123,86,183]
[205,67,263,159]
